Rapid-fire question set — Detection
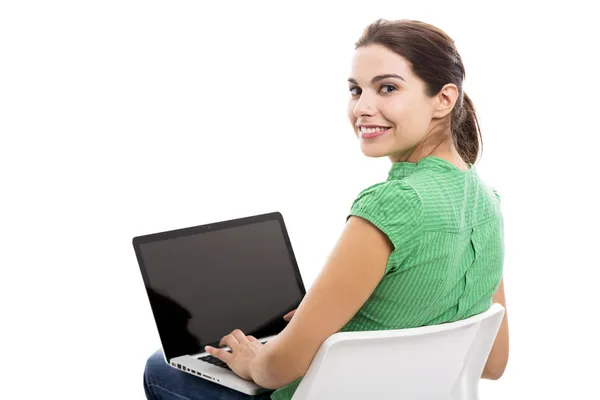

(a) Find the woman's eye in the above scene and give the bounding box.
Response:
[380,84,397,94]
[349,86,361,96]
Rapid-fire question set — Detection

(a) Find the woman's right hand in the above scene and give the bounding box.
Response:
[283,309,296,321]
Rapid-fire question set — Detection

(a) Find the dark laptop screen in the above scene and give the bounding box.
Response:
[134,215,305,361]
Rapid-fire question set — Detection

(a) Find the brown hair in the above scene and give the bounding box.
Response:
[355,19,482,165]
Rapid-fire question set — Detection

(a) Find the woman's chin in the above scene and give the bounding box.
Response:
[359,143,390,158]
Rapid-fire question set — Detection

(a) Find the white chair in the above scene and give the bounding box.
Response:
[291,303,505,400]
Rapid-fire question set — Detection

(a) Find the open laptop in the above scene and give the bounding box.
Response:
[132,211,306,395]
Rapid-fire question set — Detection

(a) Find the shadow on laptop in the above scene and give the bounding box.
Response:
[147,287,201,354]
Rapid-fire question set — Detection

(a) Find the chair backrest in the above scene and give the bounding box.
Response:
[291,303,505,400]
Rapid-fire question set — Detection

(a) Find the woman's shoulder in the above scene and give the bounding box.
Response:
[348,180,423,252]
[351,179,422,214]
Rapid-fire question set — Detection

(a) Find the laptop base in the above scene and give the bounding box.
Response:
[169,354,273,396]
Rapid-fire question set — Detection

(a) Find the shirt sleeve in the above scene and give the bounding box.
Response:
[347,181,422,254]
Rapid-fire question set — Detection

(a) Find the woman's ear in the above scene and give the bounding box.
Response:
[432,83,459,119]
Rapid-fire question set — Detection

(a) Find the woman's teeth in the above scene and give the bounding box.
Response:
[360,127,389,133]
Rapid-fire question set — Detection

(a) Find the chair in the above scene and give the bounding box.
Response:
[291,303,505,400]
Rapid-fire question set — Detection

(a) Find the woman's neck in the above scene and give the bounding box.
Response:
[389,136,469,171]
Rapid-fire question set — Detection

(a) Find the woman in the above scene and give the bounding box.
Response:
[143,18,510,400]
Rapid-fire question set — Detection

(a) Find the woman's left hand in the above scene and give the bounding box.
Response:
[205,329,264,381]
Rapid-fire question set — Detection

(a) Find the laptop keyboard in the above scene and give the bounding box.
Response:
[198,341,267,370]
[199,354,231,370]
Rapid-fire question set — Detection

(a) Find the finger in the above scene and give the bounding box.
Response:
[247,335,260,344]
[283,309,296,321]
[205,346,233,363]
[231,329,248,344]
[219,333,240,350]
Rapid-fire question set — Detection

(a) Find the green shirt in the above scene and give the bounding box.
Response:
[271,156,504,400]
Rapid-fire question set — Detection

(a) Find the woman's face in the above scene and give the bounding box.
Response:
[347,44,438,161]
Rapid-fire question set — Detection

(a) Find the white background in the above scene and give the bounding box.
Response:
[1,1,598,398]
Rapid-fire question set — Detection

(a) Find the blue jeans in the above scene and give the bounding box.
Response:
[144,349,274,400]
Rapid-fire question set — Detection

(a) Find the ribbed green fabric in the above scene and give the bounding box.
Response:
[270,156,504,400]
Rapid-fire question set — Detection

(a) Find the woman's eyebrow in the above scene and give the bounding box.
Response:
[348,74,406,85]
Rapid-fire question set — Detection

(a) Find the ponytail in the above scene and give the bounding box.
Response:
[452,92,482,166]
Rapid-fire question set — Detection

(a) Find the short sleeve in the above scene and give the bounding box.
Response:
[347,181,422,253]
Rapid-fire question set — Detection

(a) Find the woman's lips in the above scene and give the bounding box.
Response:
[361,127,390,139]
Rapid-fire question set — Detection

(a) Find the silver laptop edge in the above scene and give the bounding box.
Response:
[167,334,279,395]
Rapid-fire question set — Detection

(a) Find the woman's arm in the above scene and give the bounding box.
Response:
[248,218,510,387]
[249,216,393,389]
[481,277,510,380]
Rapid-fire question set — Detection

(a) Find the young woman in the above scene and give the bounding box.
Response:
[143,18,510,400]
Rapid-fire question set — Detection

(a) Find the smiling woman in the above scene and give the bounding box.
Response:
[143,18,509,400]
[347,23,481,169]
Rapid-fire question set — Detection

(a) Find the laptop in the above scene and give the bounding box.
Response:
[132,211,306,395]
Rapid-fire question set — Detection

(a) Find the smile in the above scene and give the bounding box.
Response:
[360,126,390,139]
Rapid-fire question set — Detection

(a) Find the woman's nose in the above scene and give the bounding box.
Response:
[353,94,376,118]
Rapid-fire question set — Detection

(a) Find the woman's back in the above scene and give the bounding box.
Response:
[271,156,504,400]
[342,155,504,333]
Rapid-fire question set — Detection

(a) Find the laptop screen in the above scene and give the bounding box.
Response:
[134,213,306,361]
